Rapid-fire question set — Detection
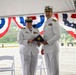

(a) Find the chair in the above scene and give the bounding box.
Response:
[36,55,46,75]
[0,55,15,75]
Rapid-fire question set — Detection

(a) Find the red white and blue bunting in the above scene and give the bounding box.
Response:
[0,18,11,38]
[58,13,76,39]
[0,13,76,39]
[12,15,45,35]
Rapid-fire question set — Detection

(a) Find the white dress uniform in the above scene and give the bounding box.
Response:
[17,27,39,75]
[42,17,60,75]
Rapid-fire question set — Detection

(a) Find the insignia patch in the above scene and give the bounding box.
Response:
[52,19,56,22]
[37,37,41,41]
[21,27,25,29]
[48,23,52,26]
[25,31,29,33]
[33,31,38,34]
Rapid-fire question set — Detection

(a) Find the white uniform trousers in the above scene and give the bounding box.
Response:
[44,52,59,75]
[20,53,38,75]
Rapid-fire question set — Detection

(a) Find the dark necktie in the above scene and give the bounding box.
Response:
[29,29,32,32]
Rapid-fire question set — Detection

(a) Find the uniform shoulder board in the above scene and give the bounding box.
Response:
[52,19,57,22]
[21,27,26,29]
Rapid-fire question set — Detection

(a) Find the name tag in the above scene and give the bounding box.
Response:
[33,31,38,34]
[48,23,52,26]
[25,32,29,33]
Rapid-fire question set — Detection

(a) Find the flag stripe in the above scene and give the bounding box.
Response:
[67,31,76,39]
[0,18,11,38]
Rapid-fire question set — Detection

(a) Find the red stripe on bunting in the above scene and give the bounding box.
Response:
[12,17,23,28]
[54,13,59,20]
[40,30,44,35]
[71,14,76,18]
[67,31,76,39]
[0,18,11,38]
[27,16,36,20]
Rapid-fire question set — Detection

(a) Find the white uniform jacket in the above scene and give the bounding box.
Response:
[17,27,39,55]
[43,18,60,53]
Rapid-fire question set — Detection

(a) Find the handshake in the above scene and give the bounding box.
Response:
[34,35,48,45]
[34,35,45,42]
[28,35,48,45]
[28,35,47,55]
[34,35,46,55]
[28,35,44,43]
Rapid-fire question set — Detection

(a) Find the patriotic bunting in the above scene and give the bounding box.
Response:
[12,15,45,35]
[0,13,76,39]
[0,18,11,38]
[58,13,76,39]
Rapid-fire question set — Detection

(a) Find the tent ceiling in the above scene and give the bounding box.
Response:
[0,0,75,17]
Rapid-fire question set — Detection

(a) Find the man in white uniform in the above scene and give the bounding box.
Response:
[41,6,60,75]
[17,17,40,75]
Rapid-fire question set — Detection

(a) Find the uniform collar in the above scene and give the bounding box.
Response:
[25,27,34,33]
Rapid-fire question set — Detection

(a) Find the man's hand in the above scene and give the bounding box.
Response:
[28,39,34,43]
[41,49,44,55]
[42,41,48,45]
[37,42,41,47]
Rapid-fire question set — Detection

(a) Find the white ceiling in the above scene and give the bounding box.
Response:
[0,0,75,17]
